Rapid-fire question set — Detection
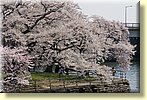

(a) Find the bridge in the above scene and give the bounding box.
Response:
[124,23,140,31]
[124,23,140,60]
[124,23,140,38]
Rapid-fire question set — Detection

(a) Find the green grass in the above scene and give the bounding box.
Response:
[31,72,61,81]
[28,72,97,88]
[31,72,95,81]
[31,72,85,81]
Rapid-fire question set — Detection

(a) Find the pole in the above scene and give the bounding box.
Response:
[125,6,127,26]
[49,78,51,91]
[125,6,132,26]
[34,80,37,92]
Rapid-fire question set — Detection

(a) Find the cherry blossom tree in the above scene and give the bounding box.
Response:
[0,46,33,92]
[1,0,135,90]
[1,0,85,68]
[89,16,135,71]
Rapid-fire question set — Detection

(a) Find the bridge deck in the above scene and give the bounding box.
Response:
[124,23,140,30]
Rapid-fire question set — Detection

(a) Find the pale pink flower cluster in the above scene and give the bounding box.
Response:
[1,46,32,92]
[1,0,135,90]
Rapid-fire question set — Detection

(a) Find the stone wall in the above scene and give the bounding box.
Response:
[32,78,130,93]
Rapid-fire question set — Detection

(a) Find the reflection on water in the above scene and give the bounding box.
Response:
[104,62,140,92]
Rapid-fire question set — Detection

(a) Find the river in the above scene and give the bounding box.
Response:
[104,61,140,92]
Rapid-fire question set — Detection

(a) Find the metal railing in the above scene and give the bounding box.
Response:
[123,23,140,29]
[14,70,127,93]
[15,77,98,93]
[114,70,127,79]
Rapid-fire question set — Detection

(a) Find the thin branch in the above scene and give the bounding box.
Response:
[22,3,65,34]
[41,0,47,12]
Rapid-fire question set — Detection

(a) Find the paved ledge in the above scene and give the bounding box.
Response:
[19,78,130,93]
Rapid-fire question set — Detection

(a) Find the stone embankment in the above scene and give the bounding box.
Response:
[51,78,130,93]
[23,78,130,93]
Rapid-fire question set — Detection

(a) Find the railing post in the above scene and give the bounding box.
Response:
[49,78,51,91]
[63,78,66,89]
[76,80,78,87]
[89,81,91,86]
[34,80,37,92]
[76,73,78,87]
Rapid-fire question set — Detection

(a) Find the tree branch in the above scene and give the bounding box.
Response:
[22,3,65,34]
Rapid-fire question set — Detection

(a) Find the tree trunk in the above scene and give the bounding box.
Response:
[44,65,53,73]
[65,68,69,75]
[55,65,59,73]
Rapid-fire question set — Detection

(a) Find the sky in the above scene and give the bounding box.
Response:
[73,0,139,23]
[0,0,140,23]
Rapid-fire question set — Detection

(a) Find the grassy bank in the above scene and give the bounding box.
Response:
[31,72,95,81]
[29,72,96,89]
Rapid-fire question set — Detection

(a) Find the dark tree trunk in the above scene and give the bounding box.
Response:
[55,65,59,73]
[85,70,89,76]
[65,68,69,75]
[44,65,53,73]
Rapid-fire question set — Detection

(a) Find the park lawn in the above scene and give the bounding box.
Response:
[24,72,98,89]
[31,72,96,81]
[31,72,61,81]
[31,72,85,81]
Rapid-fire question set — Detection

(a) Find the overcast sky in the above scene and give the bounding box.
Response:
[73,0,139,23]
[0,0,139,23]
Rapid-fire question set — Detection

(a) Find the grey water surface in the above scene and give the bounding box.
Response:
[104,62,140,92]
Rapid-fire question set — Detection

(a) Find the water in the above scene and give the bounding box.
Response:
[104,62,140,92]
